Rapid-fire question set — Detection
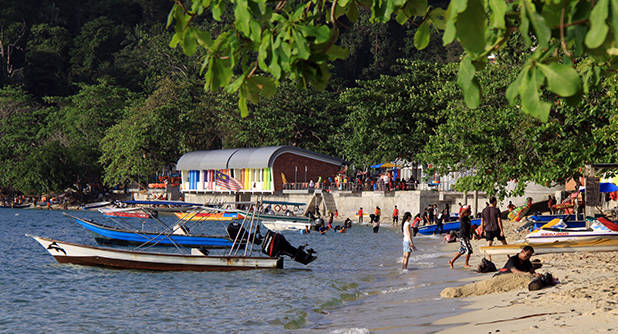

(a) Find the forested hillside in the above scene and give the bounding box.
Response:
[0,0,616,197]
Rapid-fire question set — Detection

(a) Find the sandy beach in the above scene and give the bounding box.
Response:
[435,218,618,333]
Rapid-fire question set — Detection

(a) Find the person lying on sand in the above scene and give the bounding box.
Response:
[497,246,541,277]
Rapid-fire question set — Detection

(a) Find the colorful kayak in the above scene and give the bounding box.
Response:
[480,238,618,255]
[175,211,244,221]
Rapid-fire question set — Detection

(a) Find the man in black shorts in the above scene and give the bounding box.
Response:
[480,196,507,261]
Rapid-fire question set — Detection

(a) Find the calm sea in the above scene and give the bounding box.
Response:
[0,209,476,333]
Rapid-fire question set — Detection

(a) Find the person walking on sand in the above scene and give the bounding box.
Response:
[480,196,506,261]
[401,212,416,271]
[449,205,473,269]
[392,205,399,226]
[358,207,363,224]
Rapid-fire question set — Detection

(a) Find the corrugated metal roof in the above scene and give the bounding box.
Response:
[176,146,343,170]
[176,149,239,170]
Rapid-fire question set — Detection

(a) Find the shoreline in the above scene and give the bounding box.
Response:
[433,219,618,333]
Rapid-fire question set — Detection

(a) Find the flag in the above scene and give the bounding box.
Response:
[215,171,243,191]
[281,172,288,184]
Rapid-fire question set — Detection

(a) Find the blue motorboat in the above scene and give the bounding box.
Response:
[69,214,235,248]
[417,219,481,235]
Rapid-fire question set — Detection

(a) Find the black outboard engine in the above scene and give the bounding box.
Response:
[226,222,263,244]
[261,230,317,265]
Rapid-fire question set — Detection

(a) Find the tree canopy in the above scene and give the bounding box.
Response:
[167,0,618,121]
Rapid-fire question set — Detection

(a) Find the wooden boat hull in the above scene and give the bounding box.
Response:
[480,238,618,255]
[28,235,283,271]
[175,212,244,221]
[71,215,234,248]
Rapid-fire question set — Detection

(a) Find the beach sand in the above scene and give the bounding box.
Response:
[434,217,618,333]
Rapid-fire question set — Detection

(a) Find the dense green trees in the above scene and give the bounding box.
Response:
[0,0,615,198]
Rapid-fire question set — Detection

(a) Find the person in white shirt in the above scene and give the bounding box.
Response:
[401,212,416,270]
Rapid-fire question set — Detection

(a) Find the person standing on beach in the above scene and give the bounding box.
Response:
[480,197,506,261]
[358,207,363,224]
[401,212,416,271]
[374,206,381,223]
[392,205,399,225]
[448,205,473,269]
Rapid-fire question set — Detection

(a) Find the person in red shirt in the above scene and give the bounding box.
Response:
[411,213,422,236]
[392,205,399,225]
[358,207,363,224]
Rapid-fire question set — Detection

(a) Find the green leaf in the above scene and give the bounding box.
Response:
[519,1,531,46]
[414,20,431,50]
[238,93,249,117]
[536,63,581,97]
[166,4,178,29]
[457,55,480,108]
[258,31,271,71]
[611,0,618,44]
[488,0,506,29]
[182,28,197,56]
[194,30,213,48]
[528,8,551,49]
[325,44,350,60]
[292,30,310,59]
[299,25,331,43]
[429,8,447,30]
[519,67,550,122]
[234,0,251,37]
[247,76,277,99]
[212,0,224,21]
[585,0,610,48]
[443,20,456,45]
[506,68,526,105]
[455,0,486,54]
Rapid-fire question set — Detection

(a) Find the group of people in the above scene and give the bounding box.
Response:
[399,196,540,278]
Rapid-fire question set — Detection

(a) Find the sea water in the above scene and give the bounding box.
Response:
[0,209,476,333]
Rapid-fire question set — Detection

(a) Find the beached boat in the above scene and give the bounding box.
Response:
[70,214,235,248]
[98,207,154,219]
[417,219,481,235]
[174,211,244,221]
[29,203,317,271]
[524,218,618,243]
[480,238,618,256]
[525,228,618,243]
[27,234,282,271]
[81,201,112,210]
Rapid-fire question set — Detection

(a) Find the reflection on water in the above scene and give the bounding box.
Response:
[0,209,476,332]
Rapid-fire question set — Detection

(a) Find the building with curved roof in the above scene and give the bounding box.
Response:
[177,146,344,193]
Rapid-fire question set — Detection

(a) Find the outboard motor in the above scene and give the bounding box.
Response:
[261,230,317,265]
[226,222,262,244]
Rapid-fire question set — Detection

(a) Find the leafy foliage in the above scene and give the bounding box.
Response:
[168,0,617,120]
[338,60,458,167]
